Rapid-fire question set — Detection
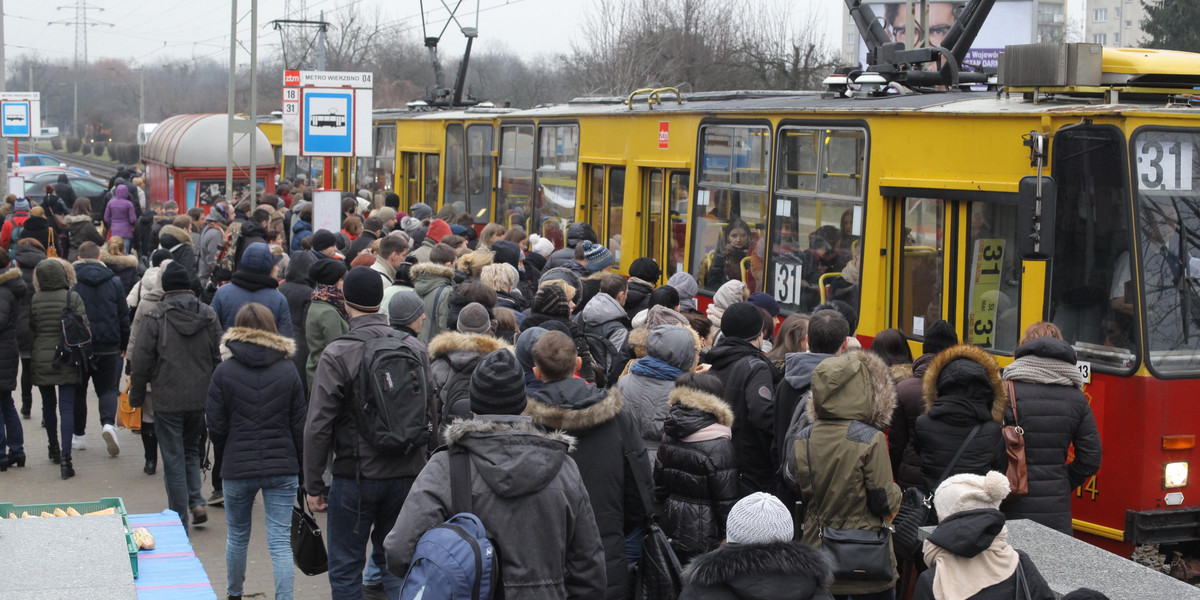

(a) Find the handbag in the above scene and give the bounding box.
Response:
[116,379,140,431]
[291,489,329,576]
[1002,380,1029,498]
[46,229,58,258]
[625,439,683,600]
[804,438,893,582]
[891,423,983,561]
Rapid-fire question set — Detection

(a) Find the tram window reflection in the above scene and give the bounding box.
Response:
[964,203,1021,352]
[898,198,944,338]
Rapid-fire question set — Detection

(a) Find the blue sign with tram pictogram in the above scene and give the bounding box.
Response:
[302,91,353,155]
[1,102,30,137]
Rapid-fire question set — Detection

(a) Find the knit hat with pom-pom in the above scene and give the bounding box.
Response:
[934,471,1011,518]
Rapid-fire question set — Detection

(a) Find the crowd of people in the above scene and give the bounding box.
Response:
[0,171,1109,600]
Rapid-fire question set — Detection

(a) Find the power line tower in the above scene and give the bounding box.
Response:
[49,0,113,137]
[273,0,328,70]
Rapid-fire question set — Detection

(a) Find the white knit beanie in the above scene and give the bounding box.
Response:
[529,234,555,258]
[725,492,793,545]
[934,471,1010,519]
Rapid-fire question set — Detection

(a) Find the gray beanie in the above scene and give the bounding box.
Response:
[725,492,793,545]
[388,291,425,327]
[457,302,493,335]
[515,327,549,370]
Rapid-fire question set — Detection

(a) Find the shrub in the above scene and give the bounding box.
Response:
[93,141,106,157]
[50,137,62,151]
[66,137,82,153]
[81,142,92,156]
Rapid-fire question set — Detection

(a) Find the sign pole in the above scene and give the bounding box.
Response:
[248,0,258,210]
[324,157,333,189]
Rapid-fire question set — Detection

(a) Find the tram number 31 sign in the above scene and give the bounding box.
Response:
[967,239,1005,348]
[774,263,802,306]
[1137,140,1193,193]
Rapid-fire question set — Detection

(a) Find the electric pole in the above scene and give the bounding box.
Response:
[225,0,237,206]
[49,0,113,137]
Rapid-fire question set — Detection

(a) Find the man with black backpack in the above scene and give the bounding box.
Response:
[305,266,437,599]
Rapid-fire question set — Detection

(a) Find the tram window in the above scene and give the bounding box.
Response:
[778,129,819,192]
[608,168,626,268]
[1133,129,1200,375]
[405,153,420,209]
[589,166,605,244]
[1048,127,1135,370]
[445,125,467,213]
[668,172,689,276]
[897,198,945,338]
[466,125,493,223]
[423,154,439,207]
[822,130,866,197]
[498,125,535,234]
[537,124,580,248]
[374,124,396,191]
[692,124,771,293]
[964,203,1021,352]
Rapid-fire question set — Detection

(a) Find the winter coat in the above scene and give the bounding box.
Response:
[384,416,607,600]
[102,187,138,239]
[13,243,44,355]
[233,221,269,271]
[18,216,51,251]
[1000,338,1103,534]
[915,345,1009,496]
[206,327,305,480]
[65,215,103,262]
[654,386,738,561]
[128,291,223,413]
[580,292,631,353]
[345,229,377,264]
[526,379,651,600]
[279,253,315,393]
[304,313,433,492]
[198,224,225,285]
[792,350,902,597]
[412,263,454,343]
[616,326,698,458]
[210,273,294,337]
[132,211,158,257]
[0,269,27,391]
[408,237,437,264]
[160,225,197,273]
[126,262,168,368]
[290,218,313,252]
[29,259,86,387]
[54,175,77,208]
[706,336,779,495]
[913,509,1055,600]
[1,211,28,250]
[521,311,600,386]
[624,277,655,322]
[428,331,511,422]
[774,351,832,465]
[72,260,131,354]
[304,299,349,388]
[891,353,934,491]
[101,252,140,296]
[679,541,835,600]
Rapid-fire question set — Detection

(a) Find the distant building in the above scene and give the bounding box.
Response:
[1084,0,1148,47]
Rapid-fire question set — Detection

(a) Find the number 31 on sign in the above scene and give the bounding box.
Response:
[775,263,802,306]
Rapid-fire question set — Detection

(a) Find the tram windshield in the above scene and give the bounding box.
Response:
[1133,129,1200,376]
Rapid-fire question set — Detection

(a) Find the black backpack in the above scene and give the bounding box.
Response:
[583,332,618,389]
[436,366,475,429]
[53,296,94,377]
[337,329,432,455]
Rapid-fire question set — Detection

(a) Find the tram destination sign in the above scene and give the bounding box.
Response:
[283,71,373,158]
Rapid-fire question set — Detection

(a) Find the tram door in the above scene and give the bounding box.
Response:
[640,168,690,283]
[587,165,626,270]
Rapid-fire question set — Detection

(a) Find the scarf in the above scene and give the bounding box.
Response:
[682,423,732,443]
[922,526,1019,600]
[1003,354,1084,389]
[630,356,686,381]
[230,269,279,292]
[312,284,349,321]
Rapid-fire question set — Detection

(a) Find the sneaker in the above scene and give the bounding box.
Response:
[191,505,208,525]
[362,583,387,600]
[102,424,120,456]
[207,489,224,506]
[72,434,87,451]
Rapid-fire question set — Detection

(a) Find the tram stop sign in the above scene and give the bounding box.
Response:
[282,71,373,158]
[0,93,40,138]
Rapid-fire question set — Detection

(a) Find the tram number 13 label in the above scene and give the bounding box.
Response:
[1137,140,1193,193]
[774,263,802,306]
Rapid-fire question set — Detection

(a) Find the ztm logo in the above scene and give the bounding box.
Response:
[284,70,301,86]
[658,121,670,149]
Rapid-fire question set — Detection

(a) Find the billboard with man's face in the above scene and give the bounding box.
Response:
[859,1,1037,70]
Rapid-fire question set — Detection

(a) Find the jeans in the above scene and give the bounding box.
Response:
[362,551,384,585]
[156,410,206,530]
[225,475,299,600]
[75,353,122,434]
[0,391,23,461]
[834,590,896,600]
[326,476,414,600]
[41,384,78,458]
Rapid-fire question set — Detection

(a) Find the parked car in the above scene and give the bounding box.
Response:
[20,167,109,205]
[7,154,91,176]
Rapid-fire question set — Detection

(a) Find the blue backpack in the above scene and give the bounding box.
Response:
[400,450,503,600]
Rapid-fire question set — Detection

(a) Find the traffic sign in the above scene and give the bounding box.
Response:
[0,92,40,138]
[283,71,372,158]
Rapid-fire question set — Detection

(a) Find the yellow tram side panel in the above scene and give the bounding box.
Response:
[391,116,451,212]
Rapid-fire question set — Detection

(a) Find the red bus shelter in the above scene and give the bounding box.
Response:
[142,114,277,212]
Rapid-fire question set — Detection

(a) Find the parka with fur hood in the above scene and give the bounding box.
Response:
[412,262,454,343]
[792,350,902,597]
[428,331,511,425]
[679,540,835,600]
[29,258,86,386]
[101,250,140,295]
[914,345,1009,496]
[0,267,27,391]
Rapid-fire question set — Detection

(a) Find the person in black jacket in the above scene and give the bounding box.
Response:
[915,344,1009,499]
[54,174,77,212]
[0,250,27,470]
[13,239,43,420]
[624,257,660,321]
[205,303,305,600]
[654,373,739,563]
[72,242,131,457]
[891,320,959,491]
[705,302,779,496]
[520,282,599,385]
[278,251,316,392]
[545,221,597,271]
[1000,323,1102,534]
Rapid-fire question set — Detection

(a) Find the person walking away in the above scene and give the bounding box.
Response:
[0,248,27,470]
[305,267,435,599]
[624,257,660,321]
[427,304,509,426]
[890,320,958,491]
[126,253,172,475]
[29,257,86,478]
[1,197,29,250]
[101,237,140,295]
[128,261,224,530]
[618,325,699,461]
[54,174,77,213]
[18,206,52,252]
[679,492,835,600]
[654,373,738,563]
[411,243,456,342]
[158,224,197,274]
[103,184,138,253]
[999,323,1102,534]
[525,330,651,599]
[385,348,607,599]
[279,251,316,396]
[775,309,851,465]
[14,239,43,420]
[207,303,306,600]
[198,208,227,288]
[304,259,349,389]
[211,242,294,336]
[41,185,70,258]
[71,241,131,457]
[914,472,1055,600]
[65,199,103,261]
[579,273,632,375]
[792,350,902,600]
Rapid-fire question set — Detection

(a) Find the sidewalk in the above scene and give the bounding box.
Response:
[1,387,333,599]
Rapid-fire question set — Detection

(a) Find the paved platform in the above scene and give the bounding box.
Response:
[0,513,137,600]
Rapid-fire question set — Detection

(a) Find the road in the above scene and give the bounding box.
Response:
[3,384,335,599]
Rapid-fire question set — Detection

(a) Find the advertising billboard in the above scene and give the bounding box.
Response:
[857,0,1037,70]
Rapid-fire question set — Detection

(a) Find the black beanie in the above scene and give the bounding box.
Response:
[150,249,173,268]
[470,349,527,416]
[343,266,383,312]
[629,257,661,283]
[720,302,765,341]
[161,261,191,292]
[533,285,571,318]
[923,320,959,355]
[310,259,347,286]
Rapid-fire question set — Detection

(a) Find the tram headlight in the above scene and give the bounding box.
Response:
[1164,461,1189,489]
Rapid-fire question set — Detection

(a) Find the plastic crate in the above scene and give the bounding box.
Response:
[0,497,137,577]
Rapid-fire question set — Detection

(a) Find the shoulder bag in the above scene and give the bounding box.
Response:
[805,436,893,582]
[46,229,58,258]
[892,422,983,561]
[1002,380,1029,497]
[625,436,683,600]
[291,489,329,576]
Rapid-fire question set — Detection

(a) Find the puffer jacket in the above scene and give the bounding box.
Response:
[428,331,510,423]
[72,259,130,354]
[290,218,313,252]
[624,277,655,321]
[793,350,902,597]
[30,259,86,386]
[159,225,196,273]
[579,291,631,352]
[891,353,934,491]
[616,325,698,458]
[526,378,650,600]
[13,243,44,355]
[706,336,778,495]
[412,263,454,343]
[126,261,169,368]
[128,291,223,413]
[206,327,305,480]
[914,345,1009,496]
[65,214,103,262]
[654,386,738,561]
[385,416,607,600]
[102,186,138,239]
[680,541,835,600]
[913,509,1055,600]
[1000,338,1102,534]
[0,268,28,391]
[101,251,140,295]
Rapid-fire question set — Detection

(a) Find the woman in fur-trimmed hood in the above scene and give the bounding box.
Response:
[680,537,835,600]
[914,344,1009,498]
[791,350,902,597]
[428,331,512,427]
